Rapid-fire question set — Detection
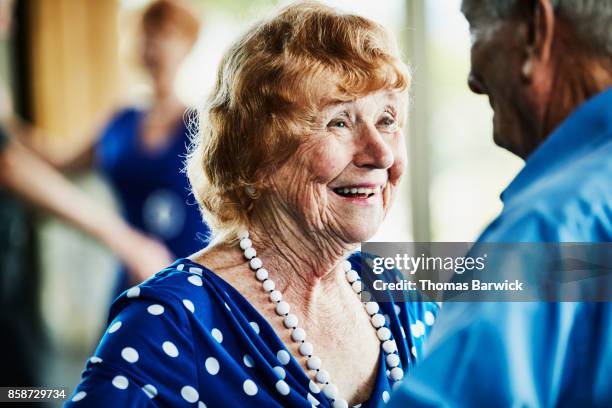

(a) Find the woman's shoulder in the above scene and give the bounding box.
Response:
[96,106,142,147]
[108,259,223,328]
[106,106,142,127]
[67,260,224,406]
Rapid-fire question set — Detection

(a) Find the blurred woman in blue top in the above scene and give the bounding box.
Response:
[66,3,439,407]
[43,0,210,289]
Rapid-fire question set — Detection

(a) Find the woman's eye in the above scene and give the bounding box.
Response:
[378,115,397,129]
[328,119,348,129]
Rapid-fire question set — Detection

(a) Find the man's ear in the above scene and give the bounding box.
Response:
[521,0,555,80]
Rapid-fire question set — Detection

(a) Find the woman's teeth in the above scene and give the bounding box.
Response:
[333,186,382,197]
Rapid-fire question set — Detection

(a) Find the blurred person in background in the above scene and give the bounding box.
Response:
[34,0,211,296]
[0,0,173,388]
[389,0,612,406]
[65,2,439,407]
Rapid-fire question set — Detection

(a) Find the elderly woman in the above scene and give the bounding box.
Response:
[67,3,438,407]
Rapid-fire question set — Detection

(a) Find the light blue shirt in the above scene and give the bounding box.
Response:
[388,88,612,407]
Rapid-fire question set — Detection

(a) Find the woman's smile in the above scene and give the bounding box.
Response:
[330,183,386,206]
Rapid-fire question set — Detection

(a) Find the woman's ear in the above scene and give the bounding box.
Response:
[521,0,555,81]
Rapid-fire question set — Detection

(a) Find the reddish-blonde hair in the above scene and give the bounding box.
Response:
[186,1,410,241]
[142,0,200,44]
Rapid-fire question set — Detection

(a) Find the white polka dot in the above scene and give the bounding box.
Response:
[147,304,165,315]
[415,320,426,336]
[273,366,286,380]
[112,375,129,390]
[243,379,258,396]
[121,347,139,363]
[189,267,203,275]
[142,384,157,399]
[183,299,195,313]
[309,380,321,394]
[243,354,255,368]
[126,286,140,298]
[277,350,290,365]
[211,328,223,343]
[250,321,260,334]
[276,380,290,396]
[162,341,179,357]
[181,385,199,403]
[72,391,86,402]
[188,275,203,286]
[108,321,122,334]
[411,346,417,357]
[383,390,390,403]
[205,357,220,375]
[198,402,207,408]
[89,356,102,364]
[424,311,435,326]
[394,304,401,315]
[176,264,185,271]
[307,392,320,406]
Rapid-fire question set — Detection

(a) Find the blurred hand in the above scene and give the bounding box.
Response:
[0,78,14,123]
[114,230,174,285]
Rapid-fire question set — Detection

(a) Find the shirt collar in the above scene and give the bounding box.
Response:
[500,86,612,202]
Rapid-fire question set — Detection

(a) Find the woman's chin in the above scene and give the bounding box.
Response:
[342,220,382,245]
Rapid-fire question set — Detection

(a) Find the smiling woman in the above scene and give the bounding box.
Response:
[186,2,409,244]
[66,2,438,407]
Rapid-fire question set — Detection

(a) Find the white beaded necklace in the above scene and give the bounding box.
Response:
[237,230,404,408]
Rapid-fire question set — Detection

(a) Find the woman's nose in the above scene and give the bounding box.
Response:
[354,125,394,170]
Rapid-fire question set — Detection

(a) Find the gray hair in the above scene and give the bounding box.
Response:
[461,0,612,55]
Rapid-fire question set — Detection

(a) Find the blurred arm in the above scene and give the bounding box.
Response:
[11,109,114,172]
[1,76,111,172]
[0,138,173,283]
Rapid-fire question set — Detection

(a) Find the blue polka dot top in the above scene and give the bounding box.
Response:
[66,255,439,407]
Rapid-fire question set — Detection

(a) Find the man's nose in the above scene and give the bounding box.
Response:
[468,72,486,95]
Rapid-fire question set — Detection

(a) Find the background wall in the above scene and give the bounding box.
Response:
[27,0,119,139]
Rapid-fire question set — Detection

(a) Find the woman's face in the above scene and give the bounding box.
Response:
[266,89,407,245]
[141,28,192,81]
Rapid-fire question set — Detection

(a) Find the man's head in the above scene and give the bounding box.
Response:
[462,0,612,159]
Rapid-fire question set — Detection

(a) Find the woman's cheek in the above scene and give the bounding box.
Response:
[305,140,351,183]
[389,132,407,185]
